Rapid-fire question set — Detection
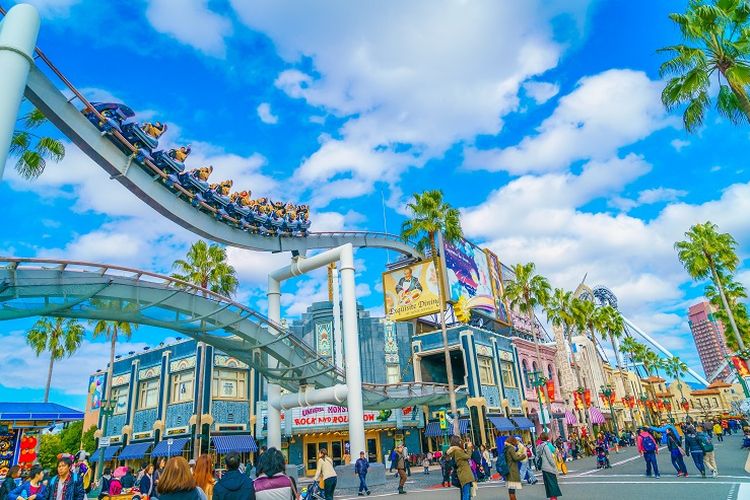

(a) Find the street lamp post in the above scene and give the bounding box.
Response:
[95,399,116,482]
[600,384,619,437]
[527,370,549,434]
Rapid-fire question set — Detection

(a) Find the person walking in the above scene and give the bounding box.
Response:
[503,437,527,500]
[37,455,86,500]
[9,465,47,500]
[154,457,207,500]
[439,454,452,488]
[697,425,718,477]
[97,468,112,500]
[254,448,296,500]
[153,457,166,497]
[394,444,408,494]
[515,438,537,485]
[139,463,155,499]
[0,466,21,500]
[446,436,474,500]
[636,428,660,479]
[313,449,337,500]
[684,425,707,478]
[535,433,562,500]
[403,445,411,477]
[666,428,688,477]
[194,455,216,500]
[354,451,370,496]
[214,452,254,500]
[713,422,724,442]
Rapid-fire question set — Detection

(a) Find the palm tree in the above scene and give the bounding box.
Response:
[90,299,139,406]
[401,190,463,433]
[172,240,238,457]
[620,336,647,375]
[11,107,66,179]
[675,221,745,349]
[659,0,750,132]
[664,355,689,401]
[544,288,581,391]
[26,317,85,402]
[598,305,631,400]
[504,262,552,431]
[705,271,750,350]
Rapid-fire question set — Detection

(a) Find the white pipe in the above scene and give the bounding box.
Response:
[0,4,40,179]
[266,276,282,449]
[271,384,349,410]
[332,266,343,369]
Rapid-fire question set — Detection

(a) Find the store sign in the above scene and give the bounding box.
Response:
[382,261,441,321]
[257,404,420,434]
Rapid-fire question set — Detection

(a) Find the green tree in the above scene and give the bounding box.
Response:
[11,107,65,179]
[675,221,745,349]
[504,262,553,430]
[664,355,690,400]
[59,421,83,455]
[26,317,85,402]
[706,271,750,350]
[90,300,138,406]
[81,425,98,455]
[401,189,463,433]
[38,433,63,470]
[659,0,750,132]
[544,288,584,389]
[598,305,631,397]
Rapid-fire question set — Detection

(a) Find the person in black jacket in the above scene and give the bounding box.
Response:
[38,455,85,500]
[121,468,136,489]
[139,463,155,498]
[214,452,255,500]
[0,466,21,500]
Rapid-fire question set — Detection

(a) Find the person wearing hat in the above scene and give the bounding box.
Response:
[37,455,85,500]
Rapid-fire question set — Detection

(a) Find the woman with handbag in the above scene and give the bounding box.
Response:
[535,433,562,500]
[666,428,688,477]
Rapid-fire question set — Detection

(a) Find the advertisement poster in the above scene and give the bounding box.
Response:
[382,261,441,321]
[0,429,19,478]
[88,373,105,410]
[442,238,495,313]
[315,322,333,357]
[485,249,512,326]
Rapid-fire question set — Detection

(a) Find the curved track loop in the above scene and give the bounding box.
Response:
[22,52,419,257]
[0,257,461,409]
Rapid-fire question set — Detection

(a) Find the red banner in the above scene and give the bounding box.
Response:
[584,389,592,407]
[546,380,555,401]
[574,391,584,410]
[731,356,750,377]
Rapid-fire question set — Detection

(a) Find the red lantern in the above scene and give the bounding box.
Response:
[608,393,616,405]
[574,391,584,410]
[731,356,750,377]
[584,389,592,407]
[681,400,690,411]
[546,380,555,401]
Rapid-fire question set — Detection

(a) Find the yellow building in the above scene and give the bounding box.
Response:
[638,377,745,424]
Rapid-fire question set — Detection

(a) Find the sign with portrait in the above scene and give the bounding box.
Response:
[382,261,441,321]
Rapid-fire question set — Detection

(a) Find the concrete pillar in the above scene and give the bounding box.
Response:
[0,4,40,179]
[266,276,282,449]
[339,244,366,456]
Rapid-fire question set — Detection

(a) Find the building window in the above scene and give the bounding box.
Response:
[138,379,159,409]
[212,368,247,400]
[712,397,718,407]
[478,357,495,386]
[386,365,401,384]
[522,360,529,388]
[547,364,554,381]
[171,370,194,403]
[111,385,128,415]
[500,362,516,388]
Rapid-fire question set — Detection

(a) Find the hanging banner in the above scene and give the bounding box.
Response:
[442,238,495,313]
[0,429,19,478]
[484,249,512,326]
[731,356,750,377]
[546,380,555,401]
[382,261,441,321]
[88,373,105,410]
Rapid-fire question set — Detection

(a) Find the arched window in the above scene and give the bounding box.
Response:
[547,364,554,381]
[522,359,530,388]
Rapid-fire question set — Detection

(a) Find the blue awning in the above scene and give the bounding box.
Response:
[212,435,258,454]
[424,422,442,437]
[458,418,470,435]
[0,402,83,422]
[90,445,120,463]
[511,416,535,430]
[488,416,516,432]
[118,442,152,460]
[151,437,190,457]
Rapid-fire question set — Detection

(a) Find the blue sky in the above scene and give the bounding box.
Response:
[2,0,750,410]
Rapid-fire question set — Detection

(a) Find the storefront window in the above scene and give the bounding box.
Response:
[500,362,515,388]
[112,385,128,415]
[213,368,247,400]
[522,360,529,388]
[138,379,159,409]
[171,370,194,403]
[478,356,495,385]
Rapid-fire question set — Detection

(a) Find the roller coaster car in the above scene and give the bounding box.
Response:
[175,166,212,201]
[83,102,135,132]
[152,148,189,175]
[202,180,233,212]
[121,122,166,152]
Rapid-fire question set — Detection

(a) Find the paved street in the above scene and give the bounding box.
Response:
[332,433,750,500]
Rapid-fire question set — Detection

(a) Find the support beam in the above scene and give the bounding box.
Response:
[271,384,348,410]
[0,4,40,179]
[266,276,282,450]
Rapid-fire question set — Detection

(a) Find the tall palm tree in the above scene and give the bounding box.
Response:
[26,317,85,402]
[401,190,463,433]
[504,262,552,431]
[11,107,66,179]
[705,271,750,350]
[664,355,689,401]
[172,240,239,457]
[544,289,581,392]
[89,299,139,406]
[659,0,750,132]
[675,221,745,349]
[598,305,631,399]
[620,336,647,375]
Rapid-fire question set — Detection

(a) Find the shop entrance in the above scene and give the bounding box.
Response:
[303,431,382,475]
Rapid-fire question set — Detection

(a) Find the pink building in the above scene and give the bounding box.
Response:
[512,337,567,435]
[689,301,731,381]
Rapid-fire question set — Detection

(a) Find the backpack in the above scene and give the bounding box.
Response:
[495,448,509,476]
[641,434,657,452]
[699,435,714,453]
[533,445,544,470]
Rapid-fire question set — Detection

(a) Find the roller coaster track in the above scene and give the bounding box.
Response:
[20,46,420,258]
[0,257,460,409]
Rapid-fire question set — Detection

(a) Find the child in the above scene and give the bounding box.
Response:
[422,456,430,475]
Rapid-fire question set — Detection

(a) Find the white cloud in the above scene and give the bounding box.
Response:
[523,81,560,104]
[232,0,589,205]
[464,69,673,174]
[670,139,690,152]
[711,165,722,172]
[145,0,232,57]
[257,102,279,124]
[609,187,688,212]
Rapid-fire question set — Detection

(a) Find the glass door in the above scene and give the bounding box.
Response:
[331,440,343,466]
[306,442,319,474]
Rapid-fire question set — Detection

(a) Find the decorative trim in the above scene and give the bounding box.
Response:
[214,354,248,369]
[133,431,153,440]
[170,357,195,372]
[111,374,130,387]
[476,344,493,357]
[165,426,189,436]
[138,366,160,380]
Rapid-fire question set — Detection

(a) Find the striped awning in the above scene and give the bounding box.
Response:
[151,437,190,457]
[510,416,535,430]
[118,442,152,460]
[212,435,258,454]
[90,445,120,463]
[458,418,470,435]
[488,416,516,432]
[564,410,578,426]
[589,407,606,425]
[424,422,443,437]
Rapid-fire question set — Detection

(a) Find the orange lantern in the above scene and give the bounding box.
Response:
[584,389,592,407]
[731,357,750,377]
[546,380,555,401]
[574,391,584,410]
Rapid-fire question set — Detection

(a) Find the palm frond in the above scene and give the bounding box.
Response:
[15,151,46,180]
[23,108,47,129]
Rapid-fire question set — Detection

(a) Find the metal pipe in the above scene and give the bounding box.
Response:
[271,384,349,410]
[266,276,282,449]
[0,3,40,179]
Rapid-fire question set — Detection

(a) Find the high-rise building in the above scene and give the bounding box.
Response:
[688,301,731,381]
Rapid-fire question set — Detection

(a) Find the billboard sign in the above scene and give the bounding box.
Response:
[485,249,512,326]
[88,373,105,410]
[383,261,441,321]
[442,237,495,313]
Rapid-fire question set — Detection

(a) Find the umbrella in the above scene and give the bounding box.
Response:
[113,466,128,478]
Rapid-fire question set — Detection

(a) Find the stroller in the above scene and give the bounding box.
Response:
[301,481,326,500]
[595,446,611,469]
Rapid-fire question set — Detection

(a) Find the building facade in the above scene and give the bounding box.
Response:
[689,301,731,381]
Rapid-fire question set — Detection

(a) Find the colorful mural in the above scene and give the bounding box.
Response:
[88,373,105,410]
[485,249,512,326]
[442,237,494,313]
